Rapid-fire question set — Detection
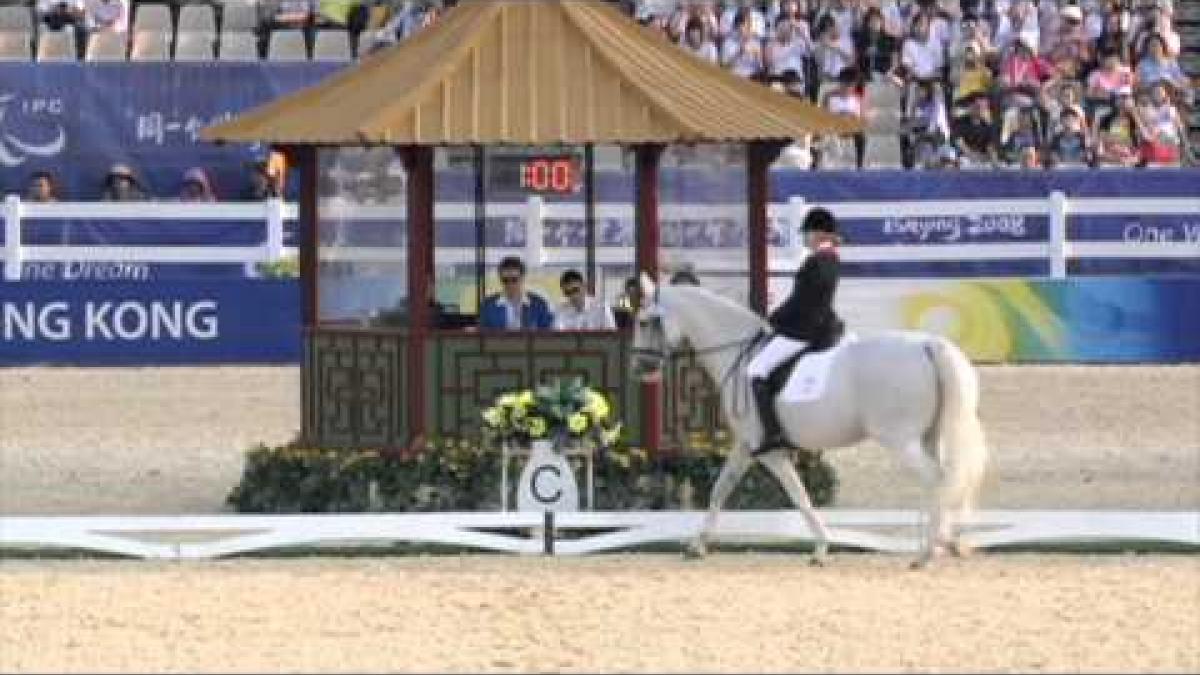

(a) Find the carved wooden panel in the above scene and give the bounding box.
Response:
[304,329,407,449]
[301,329,728,451]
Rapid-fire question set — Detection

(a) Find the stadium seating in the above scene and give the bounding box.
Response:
[178,3,218,35]
[130,29,173,60]
[0,5,32,33]
[174,30,216,61]
[267,28,307,61]
[0,0,1191,167]
[312,28,351,61]
[218,29,259,60]
[0,29,30,60]
[36,30,77,62]
[220,0,262,33]
[133,3,174,34]
[85,31,129,61]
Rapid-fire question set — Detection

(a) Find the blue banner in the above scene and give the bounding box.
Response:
[0,280,300,365]
[839,277,1200,363]
[4,278,1196,365]
[768,168,1200,202]
[0,62,340,199]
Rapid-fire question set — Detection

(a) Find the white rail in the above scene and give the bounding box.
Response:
[0,510,1196,559]
[3,192,1197,282]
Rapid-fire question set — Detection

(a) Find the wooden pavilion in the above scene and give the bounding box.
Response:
[203,0,860,453]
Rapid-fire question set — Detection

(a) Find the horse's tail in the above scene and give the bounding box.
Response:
[924,337,989,523]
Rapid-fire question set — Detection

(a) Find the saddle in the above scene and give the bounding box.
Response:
[763,320,846,399]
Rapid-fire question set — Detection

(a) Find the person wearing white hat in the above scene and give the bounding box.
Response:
[1047,3,1093,79]
[100,163,149,202]
[177,167,217,203]
[1132,0,1180,57]
[994,0,1040,55]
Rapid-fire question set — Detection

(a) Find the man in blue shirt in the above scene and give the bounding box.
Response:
[479,256,554,330]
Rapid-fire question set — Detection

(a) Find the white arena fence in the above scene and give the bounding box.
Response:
[4,192,1198,281]
[0,510,1197,559]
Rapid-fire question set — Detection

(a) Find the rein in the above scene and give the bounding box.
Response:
[631,329,768,418]
[715,329,767,418]
[630,332,762,362]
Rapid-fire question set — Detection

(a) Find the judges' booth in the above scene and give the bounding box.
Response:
[202,0,859,454]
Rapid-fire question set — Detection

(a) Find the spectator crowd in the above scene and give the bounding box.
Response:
[627,0,1195,168]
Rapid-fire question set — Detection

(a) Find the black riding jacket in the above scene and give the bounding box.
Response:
[767,241,844,348]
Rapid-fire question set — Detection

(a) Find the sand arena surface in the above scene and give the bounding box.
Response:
[0,365,1197,673]
[1,554,1198,673]
[0,365,1196,514]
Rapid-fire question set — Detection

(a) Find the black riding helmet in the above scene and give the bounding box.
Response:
[802,207,838,235]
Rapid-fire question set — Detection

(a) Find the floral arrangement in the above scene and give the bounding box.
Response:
[226,438,839,514]
[481,378,622,449]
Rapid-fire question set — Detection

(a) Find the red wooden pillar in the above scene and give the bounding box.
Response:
[288,145,319,328]
[403,145,435,450]
[634,144,664,277]
[746,141,785,314]
[634,144,664,456]
[286,144,319,446]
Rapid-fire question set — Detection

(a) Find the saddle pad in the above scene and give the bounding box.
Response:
[778,332,858,404]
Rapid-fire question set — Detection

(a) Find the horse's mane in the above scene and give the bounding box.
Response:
[660,284,768,330]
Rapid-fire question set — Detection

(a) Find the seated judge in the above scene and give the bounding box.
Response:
[479,256,554,330]
[553,269,616,330]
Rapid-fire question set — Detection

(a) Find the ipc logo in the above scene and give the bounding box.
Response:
[0,93,67,167]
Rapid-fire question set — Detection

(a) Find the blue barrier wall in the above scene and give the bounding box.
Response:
[0,62,339,199]
[2,278,1198,365]
[0,280,300,365]
[4,166,1198,279]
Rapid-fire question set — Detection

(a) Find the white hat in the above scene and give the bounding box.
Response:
[1060,5,1083,22]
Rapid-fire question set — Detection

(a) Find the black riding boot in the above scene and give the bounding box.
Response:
[751,377,787,455]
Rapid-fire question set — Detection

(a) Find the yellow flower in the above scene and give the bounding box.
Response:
[527,417,548,437]
[567,413,588,434]
[518,391,535,407]
[585,391,610,419]
[600,422,623,446]
[497,394,518,408]
[482,407,502,427]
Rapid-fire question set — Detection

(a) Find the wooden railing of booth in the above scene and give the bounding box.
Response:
[302,327,726,453]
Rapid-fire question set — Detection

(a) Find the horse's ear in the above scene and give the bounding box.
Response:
[639,272,658,302]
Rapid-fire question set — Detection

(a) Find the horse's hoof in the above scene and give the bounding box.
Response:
[683,544,707,561]
[909,558,929,570]
[808,556,826,567]
[950,540,975,558]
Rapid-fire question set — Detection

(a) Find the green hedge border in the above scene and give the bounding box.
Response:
[227,439,839,513]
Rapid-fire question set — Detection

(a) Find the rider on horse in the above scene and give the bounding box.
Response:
[745,206,846,455]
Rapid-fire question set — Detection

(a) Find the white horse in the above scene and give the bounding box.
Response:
[630,275,989,567]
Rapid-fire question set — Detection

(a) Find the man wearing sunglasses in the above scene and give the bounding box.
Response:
[479,256,555,330]
[552,269,616,331]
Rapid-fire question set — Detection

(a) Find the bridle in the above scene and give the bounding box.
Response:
[631,314,765,383]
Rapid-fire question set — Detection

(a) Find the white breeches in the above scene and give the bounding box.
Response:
[746,335,809,380]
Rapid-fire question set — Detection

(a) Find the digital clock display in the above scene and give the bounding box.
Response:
[483,152,585,196]
[518,156,581,193]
